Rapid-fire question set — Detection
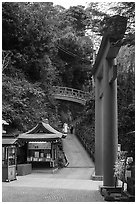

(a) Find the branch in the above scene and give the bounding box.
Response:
[2,50,12,72]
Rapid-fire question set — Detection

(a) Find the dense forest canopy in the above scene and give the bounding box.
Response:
[2,2,135,156]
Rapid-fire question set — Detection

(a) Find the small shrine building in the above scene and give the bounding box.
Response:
[2,119,18,181]
[18,119,63,168]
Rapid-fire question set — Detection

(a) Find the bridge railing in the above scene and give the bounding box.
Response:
[52,86,94,103]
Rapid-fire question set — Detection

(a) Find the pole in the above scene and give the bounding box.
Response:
[103,59,118,186]
[95,78,103,176]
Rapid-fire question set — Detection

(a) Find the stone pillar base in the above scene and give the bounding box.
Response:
[91,172,103,181]
[99,185,122,196]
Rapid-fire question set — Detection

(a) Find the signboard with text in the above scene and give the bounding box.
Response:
[28,142,51,150]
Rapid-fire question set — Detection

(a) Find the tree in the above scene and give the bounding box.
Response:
[117,45,135,155]
[63,5,91,36]
[86,2,135,47]
[2,2,61,86]
[109,2,135,46]
[54,5,94,90]
[2,2,20,50]
[2,2,64,130]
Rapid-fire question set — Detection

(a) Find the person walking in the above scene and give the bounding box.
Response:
[70,125,73,134]
[63,123,68,134]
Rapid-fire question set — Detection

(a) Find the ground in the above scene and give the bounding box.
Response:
[2,134,104,202]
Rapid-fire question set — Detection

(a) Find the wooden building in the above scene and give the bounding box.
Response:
[2,139,17,182]
[2,120,18,182]
[18,119,63,168]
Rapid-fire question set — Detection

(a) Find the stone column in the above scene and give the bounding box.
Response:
[102,59,118,186]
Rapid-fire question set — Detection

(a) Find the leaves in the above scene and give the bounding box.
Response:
[2,1,135,162]
[117,45,135,156]
[2,72,49,131]
[86,2,135,46]
[114,151,127,180]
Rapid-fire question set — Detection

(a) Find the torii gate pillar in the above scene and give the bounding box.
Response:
[91,16,127,187]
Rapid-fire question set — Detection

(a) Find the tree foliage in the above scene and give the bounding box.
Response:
[86,2,135,47]
[109,2,135,46]
[63,5,91,36]
[3,3,60,83]
[3,68,47,131]
[2,2,93,131]
[2,2,135,158]
[57,32,93,89]
[117,45,135,155]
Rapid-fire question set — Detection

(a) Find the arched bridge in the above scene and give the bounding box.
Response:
[52,86,94,105]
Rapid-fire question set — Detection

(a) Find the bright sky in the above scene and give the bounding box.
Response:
[52,0,92,8]
[52,0,125,9]
[2,0,127,9]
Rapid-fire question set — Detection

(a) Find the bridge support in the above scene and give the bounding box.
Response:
[91,15,127,187]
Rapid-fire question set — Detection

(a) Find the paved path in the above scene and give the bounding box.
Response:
[2,175,104,202]
[61,133,95,179]
[3,186,104,202]
[2,134,104,202]
[63,133,94,168]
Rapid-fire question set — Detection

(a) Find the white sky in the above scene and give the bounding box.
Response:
[2,0,134,9]
[52,0,92,8]
[52,0,133,9]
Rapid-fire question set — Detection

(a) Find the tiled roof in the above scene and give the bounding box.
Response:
[18,133,62,140]
[2,138,17,145]
[18,120,62,140]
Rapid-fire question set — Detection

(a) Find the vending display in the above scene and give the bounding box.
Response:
[27,142,52,162]
[2,145,17,182]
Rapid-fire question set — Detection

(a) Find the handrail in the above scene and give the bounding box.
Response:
[52,86,94,104]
